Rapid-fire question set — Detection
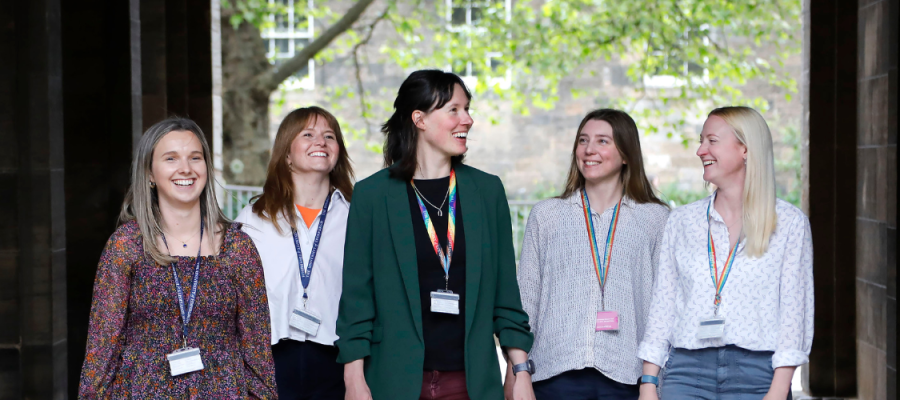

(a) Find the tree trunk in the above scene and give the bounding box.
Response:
[221,8,272,186]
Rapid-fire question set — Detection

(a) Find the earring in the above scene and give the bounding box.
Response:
[149,181,156,188]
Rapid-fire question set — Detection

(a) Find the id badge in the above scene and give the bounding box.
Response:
[595,311,619,331]
[167,347,204,376]
[290,308,321,336]
[430,291,460,315]
[697,317,726,339]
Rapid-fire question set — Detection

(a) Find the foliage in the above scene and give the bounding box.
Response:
[658,182,711,207]
[774,124,802,208]
[227,0,800,144]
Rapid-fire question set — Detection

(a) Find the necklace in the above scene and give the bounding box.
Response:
[411,181,450,217]
[163,227,201,248]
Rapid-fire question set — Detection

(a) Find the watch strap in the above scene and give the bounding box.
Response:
[640,375,659,386]
[512,360,535,375]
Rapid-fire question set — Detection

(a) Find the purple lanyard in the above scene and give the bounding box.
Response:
[161,221,204,347]
[292,192,332,301]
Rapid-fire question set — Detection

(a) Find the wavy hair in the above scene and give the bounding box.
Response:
[119,118,229,266]
[382,69,471,180]
[251,106,354,234]
[559,109,665,206]
[708,106,777,258]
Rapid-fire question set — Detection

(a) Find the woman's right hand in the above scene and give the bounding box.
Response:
[638,383,659,400]
[344,360,372,400]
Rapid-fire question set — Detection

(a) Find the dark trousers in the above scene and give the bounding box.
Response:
[419,370,470,400]
[533,368,639,400]
[271,339,345,400]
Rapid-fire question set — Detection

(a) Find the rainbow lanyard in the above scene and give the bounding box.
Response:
[581,189,622,310]
[411,170,457,290]
[706,200,741,315]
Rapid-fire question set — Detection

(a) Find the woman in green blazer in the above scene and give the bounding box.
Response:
[336,70,535,400]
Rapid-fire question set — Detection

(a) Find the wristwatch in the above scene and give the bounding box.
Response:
[512,360,535,375]
[640,375,659,386]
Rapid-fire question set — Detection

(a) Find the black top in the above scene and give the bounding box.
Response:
[406,176,466,371]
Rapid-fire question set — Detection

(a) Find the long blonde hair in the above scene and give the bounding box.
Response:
[119,118,230,266]
[709,106,777,258]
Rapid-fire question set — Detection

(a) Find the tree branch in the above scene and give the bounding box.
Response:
[257,0,376,92]
[352,5,391,139]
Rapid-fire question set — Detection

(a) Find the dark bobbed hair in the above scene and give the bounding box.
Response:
[382,69,472,180]
[252,106,354,234]
[559,109,666,207]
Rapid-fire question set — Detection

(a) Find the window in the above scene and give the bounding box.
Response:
[643,26,709,89]
[262,0,315,90]
[444,0,511,89]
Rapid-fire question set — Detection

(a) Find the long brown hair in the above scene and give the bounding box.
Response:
[120,117,230,266]
[559,109,665,206]
[252,106,354,233]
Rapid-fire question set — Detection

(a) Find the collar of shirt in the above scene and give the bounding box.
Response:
[563,189,636,215]
[288,189,349,235]
[704,192,746,252]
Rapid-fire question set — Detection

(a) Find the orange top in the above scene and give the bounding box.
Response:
[295,204,322,229]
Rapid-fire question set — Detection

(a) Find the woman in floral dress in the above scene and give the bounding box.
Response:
[78,118,277,399]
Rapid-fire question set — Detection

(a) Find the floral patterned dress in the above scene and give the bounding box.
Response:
[78,220,278,399]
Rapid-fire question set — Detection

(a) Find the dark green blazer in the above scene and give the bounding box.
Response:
[335,164,533,400]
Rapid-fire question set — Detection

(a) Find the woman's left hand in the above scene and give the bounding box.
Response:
[511,373,536,400]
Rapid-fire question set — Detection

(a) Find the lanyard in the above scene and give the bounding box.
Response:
[581,189,622,311]
[162,221,204,348]
[292,191,332,306]
[411,170,457,290]
[706,199,741,315]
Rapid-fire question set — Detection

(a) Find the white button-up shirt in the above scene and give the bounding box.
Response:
[637,194,814,369]
[235,189,349,346]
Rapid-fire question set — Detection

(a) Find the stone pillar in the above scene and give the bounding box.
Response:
[856,0,898,399]
[0,0,69,398]
[805,0,859,396]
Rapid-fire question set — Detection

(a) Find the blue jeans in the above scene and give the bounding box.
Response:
[533,368,639,400]
[661,345,792,400]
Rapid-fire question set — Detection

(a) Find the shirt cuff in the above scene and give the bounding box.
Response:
[772,349,809,369]
[637,341,670,367]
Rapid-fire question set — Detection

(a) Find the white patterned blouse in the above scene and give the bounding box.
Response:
[517,191,670,384]
[637,193,814,369]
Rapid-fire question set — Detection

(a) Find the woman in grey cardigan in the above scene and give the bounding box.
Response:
[510,109,669,400]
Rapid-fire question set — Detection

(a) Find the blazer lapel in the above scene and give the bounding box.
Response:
[455,166,483,340]
[385,177,424,342]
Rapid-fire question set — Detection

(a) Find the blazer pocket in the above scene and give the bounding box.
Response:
[371,326,384,343]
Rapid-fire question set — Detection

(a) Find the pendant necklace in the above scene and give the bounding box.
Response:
[411,181,450,217]
[164,227,201,248]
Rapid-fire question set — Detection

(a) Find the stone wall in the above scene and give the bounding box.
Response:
[265,0,803,202]
[856,0,897,399]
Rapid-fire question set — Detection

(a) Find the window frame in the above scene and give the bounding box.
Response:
[262,0,316,90]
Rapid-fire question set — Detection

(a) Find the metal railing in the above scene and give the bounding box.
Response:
[220,184,537,260]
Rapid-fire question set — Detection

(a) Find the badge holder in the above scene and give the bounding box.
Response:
[291,297,321,336]
[167,338,204,376]
[697,301,725,339]
[430,290,460,315]
[595,311,619,331]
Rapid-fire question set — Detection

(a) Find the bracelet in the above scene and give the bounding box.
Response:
[640,375,659,386]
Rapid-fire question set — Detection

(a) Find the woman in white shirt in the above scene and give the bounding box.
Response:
[511,109,669,400]
[234,106,354,400]
[637,106,813,400]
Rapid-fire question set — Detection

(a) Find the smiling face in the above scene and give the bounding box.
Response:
[415,84,473,158]
[150,130,208,208]
[697,115,747,187]
[575,119,625,185]
[287,115,340,176]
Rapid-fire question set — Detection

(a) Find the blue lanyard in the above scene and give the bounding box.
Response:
[292,192,332,302]
[162,221,204,347]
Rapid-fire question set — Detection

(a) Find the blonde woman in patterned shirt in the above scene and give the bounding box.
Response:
[509,109,669,400]
[637,107,813,400]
